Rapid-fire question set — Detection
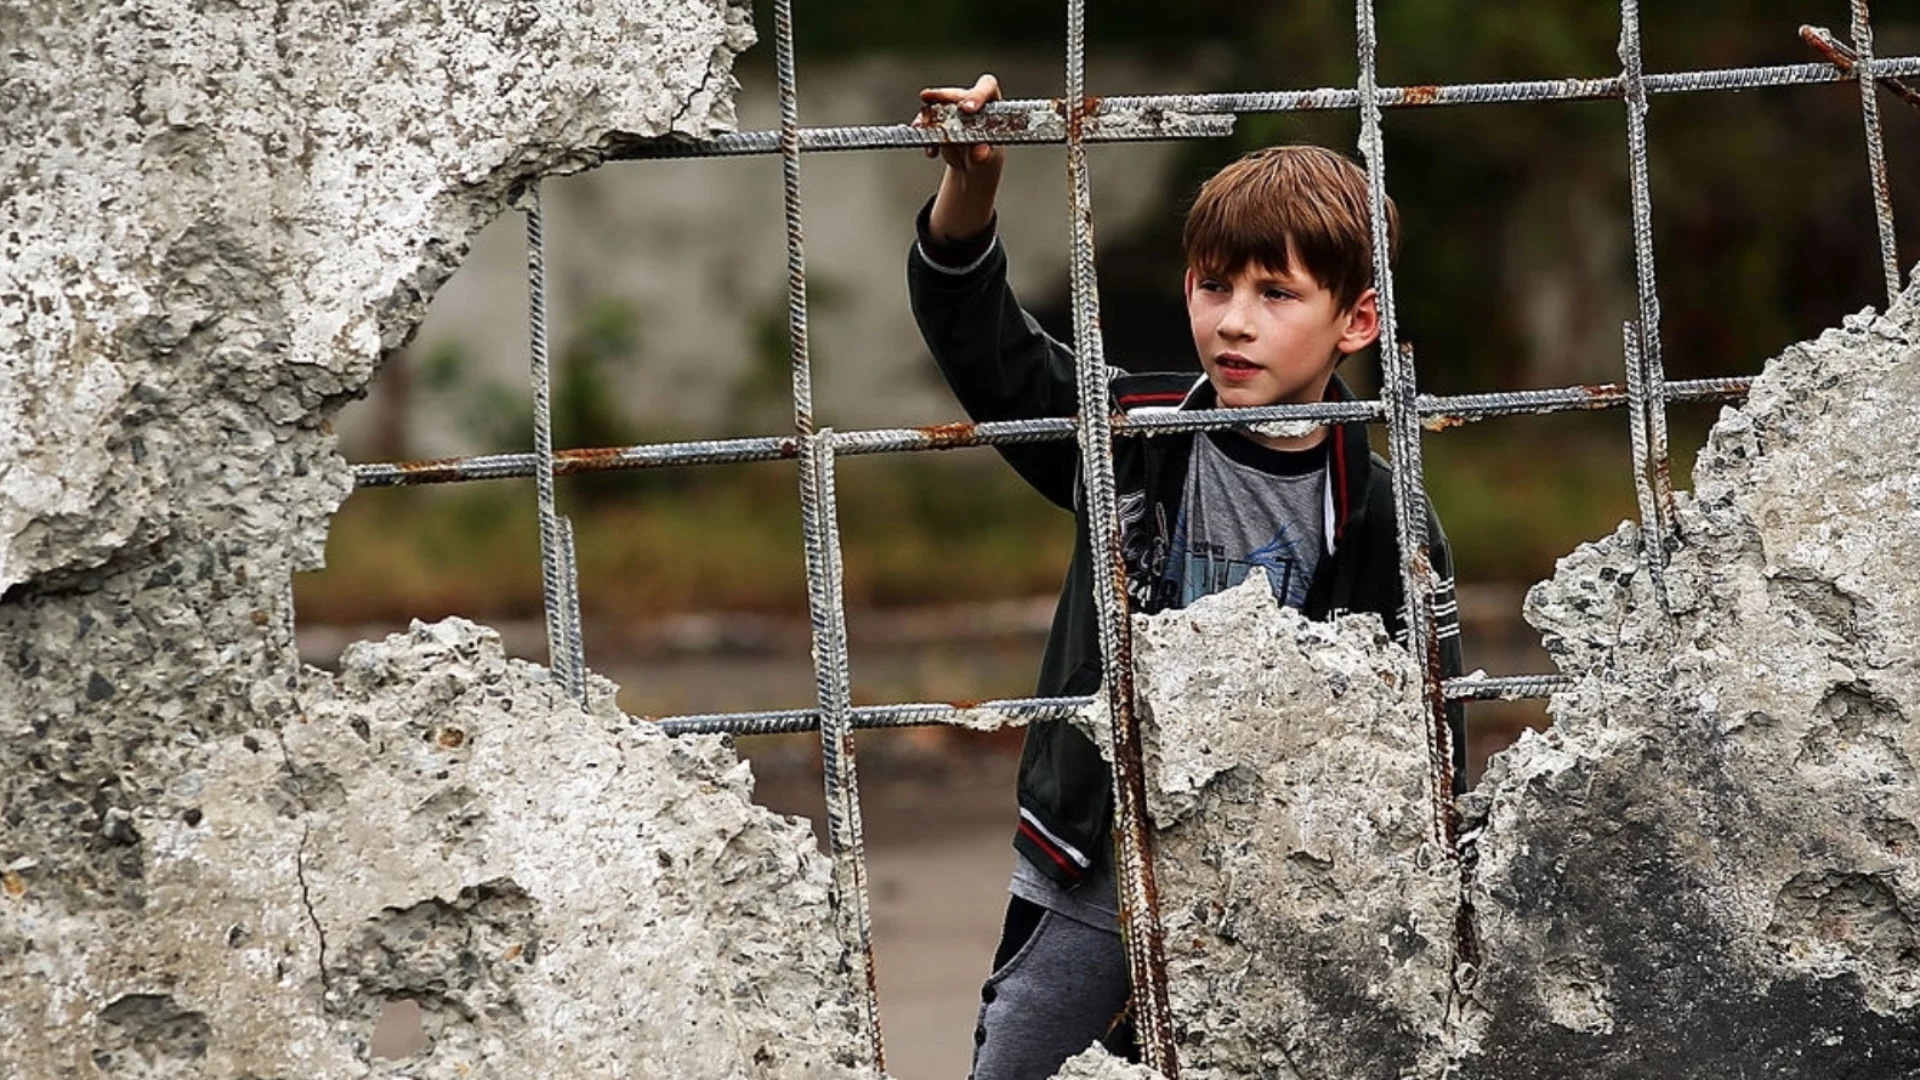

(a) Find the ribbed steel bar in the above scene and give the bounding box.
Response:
[350,378,1754,488]
[770,0,882,1066]
[526,183,586,702]
[1064,0,1177,1070]
[1622,324,1669,606]
[1357,2,1455,850]
[651,672,1579,738]
[611,56,1920,161]
[559,518,588,699]
[1851,1,1902,305]
[1443,673,1575,703]
[655,696,1096,738]
[1619,0,1678,603]
[797,432,882,1069]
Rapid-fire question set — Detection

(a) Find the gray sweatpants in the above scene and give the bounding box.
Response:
[969,899,1131,1080]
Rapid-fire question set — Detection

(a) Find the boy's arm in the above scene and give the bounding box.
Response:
[908,75,1084,510]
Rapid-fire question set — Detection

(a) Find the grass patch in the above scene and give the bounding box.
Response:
[302,420,1712,624]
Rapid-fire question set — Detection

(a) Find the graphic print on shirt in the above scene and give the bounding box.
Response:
[1119,490,1175,610]
[1165,510,1316,610]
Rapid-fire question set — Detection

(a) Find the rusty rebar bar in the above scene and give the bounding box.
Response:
[1063,0,1177,1068]
[609,56,1920,161]
[351,378,1754,488]
[770,0,883,1066]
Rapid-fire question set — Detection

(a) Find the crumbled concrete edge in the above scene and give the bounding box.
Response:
[1049,1045,1167,1079]
[5,620,868,1078]
[1455,267,1920,1077]
[0,0,752,595]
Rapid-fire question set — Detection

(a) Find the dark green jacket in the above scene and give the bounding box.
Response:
[908,221,1466,889]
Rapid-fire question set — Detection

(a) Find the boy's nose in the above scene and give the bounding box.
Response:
[1217,292,1257,339]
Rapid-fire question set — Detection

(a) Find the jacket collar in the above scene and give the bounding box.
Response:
[1169,373,1373,556]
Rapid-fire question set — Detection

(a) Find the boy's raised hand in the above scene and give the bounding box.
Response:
[916,73,1005,244]
[915,73,1004,170]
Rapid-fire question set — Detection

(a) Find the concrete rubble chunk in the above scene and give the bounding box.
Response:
[0,0,889,1075]
[1455,268,1920,1077]
[6,619,869,1077]
[1128,577,1460,1080]
[0,0,751,596]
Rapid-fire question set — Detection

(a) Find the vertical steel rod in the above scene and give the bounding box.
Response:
[1063,0,1179,1071]
[1619,0,1677,584]
[1355,0,1454,845]
[558,518,588,698]
[1851,0,1902,305]
[772,0,884,1068]
[1621,322,1670,609]
[527,182,587,702]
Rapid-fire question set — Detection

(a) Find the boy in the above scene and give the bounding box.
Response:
[909,75,1466,1080]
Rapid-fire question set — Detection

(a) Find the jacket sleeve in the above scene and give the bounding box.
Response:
[1426,504,1469,795]
[1377,494,1470,796]
[907,202,1083,510]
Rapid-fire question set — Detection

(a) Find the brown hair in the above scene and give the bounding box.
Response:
[1182,145,1399,313]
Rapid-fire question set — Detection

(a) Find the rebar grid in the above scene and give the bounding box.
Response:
[339,8,1912,1074]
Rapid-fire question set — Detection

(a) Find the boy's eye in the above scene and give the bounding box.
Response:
[1264,287,1297,301]
[1198,279,1228,293]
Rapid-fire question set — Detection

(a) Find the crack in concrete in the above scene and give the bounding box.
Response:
[295,823,335,1000]
[667,45,723,133]
[274,727,335,1000]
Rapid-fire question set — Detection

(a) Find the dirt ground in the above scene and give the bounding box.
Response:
[746,734,1023,1080]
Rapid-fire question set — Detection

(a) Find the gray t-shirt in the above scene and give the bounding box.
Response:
[1011,429,1329,934]
[1167,430,1326,611]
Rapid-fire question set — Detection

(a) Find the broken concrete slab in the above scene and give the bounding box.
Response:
[1456,271,1920,1078]
[0,1,901,1076]
[1127,578,1460,1080]
[1048,1045,1167,1079]
[4,619,869,1078]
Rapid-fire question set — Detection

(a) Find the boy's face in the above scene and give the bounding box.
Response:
[1183,253,1380,410]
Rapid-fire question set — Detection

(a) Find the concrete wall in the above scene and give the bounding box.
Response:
[1,3,875,1077]
[6,0,1920,1075]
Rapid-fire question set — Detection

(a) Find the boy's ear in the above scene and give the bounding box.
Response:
[1182,267,1196,305]
[1336,287,1381,356]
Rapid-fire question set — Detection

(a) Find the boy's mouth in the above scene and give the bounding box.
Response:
[1215,354,1262,380]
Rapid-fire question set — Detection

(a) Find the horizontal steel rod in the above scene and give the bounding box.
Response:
[651,672,1575,737]
[655,695,1095,737]
[612,56,1920,160]
[352,378,1751,488]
